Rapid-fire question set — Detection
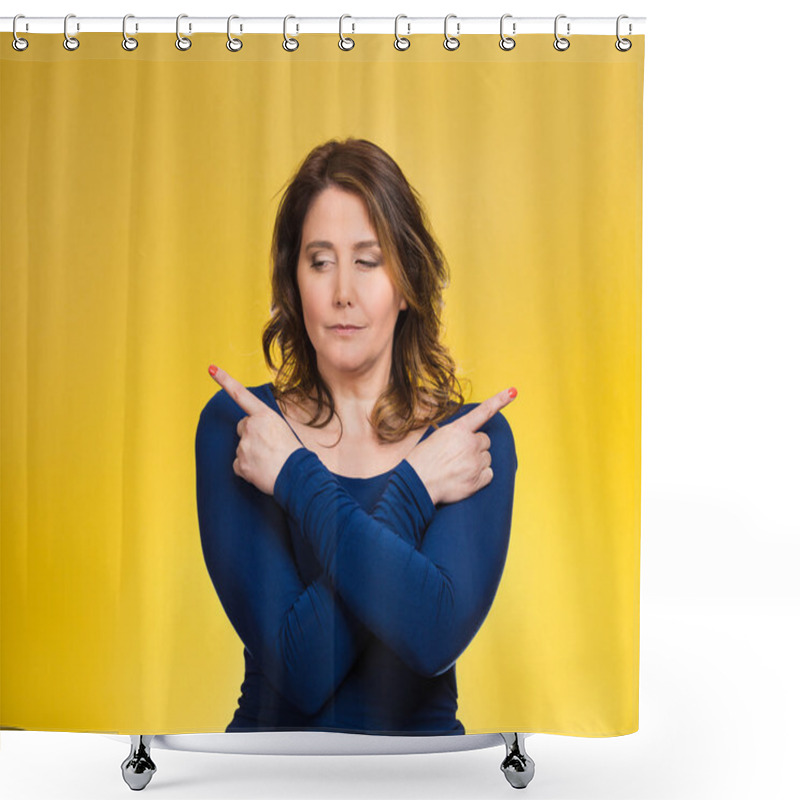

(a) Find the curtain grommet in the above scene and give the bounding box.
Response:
[63,13,80,51]
[553,14,570,51]
[121,14,138,51]
[12,14,29,51]
[394,15,411,51]
[499,14,516,51]
[443,14,460,51]
[176,14,192,51]
[615,15,632,51]
[339,14,355,51]
[226,15,243,52]
[283,16,299,51]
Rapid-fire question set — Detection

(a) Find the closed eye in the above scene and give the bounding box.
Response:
[310,260,380,269]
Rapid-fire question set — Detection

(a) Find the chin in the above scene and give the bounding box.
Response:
[319,351,364,370]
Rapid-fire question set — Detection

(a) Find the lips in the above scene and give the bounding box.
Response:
[331,325,363,330]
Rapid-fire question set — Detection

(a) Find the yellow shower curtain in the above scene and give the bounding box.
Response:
[1,32,644,736]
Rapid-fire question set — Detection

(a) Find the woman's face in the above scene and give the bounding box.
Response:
[296,186,408,379]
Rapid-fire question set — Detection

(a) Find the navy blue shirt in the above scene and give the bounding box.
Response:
[195,382,517,735]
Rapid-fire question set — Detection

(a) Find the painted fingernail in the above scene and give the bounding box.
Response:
[508,387,517,399]
[209,365,218,377]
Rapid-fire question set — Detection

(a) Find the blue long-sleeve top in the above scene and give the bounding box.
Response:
[195,382,517,735]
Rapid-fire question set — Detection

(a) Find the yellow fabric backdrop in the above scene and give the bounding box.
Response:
[1,32,643,735]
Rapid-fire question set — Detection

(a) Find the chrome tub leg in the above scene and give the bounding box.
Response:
[500,732,535,789]
[121,735,156,790]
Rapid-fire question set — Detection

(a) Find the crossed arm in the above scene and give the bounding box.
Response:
[195,388,517,717]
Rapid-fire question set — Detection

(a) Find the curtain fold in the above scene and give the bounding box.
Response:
[1,32,644,736]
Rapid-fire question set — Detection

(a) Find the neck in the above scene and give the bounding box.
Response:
[316,362,392,439]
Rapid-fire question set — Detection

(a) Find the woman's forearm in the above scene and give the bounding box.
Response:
[196,395,372,717]
[285,456,435,568]
[273,444,515,678]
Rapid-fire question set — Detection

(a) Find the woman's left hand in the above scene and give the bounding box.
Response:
[208,365,303,495]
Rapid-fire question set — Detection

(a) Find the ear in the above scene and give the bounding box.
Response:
[400,297,408,311]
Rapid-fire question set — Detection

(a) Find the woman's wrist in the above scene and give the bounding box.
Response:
[404,452,439,506]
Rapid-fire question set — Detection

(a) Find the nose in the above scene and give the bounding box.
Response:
[334,264,353,307]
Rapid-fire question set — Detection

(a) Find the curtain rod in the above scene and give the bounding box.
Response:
[2,16,646,37]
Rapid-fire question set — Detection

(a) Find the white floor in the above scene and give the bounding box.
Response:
[2,597,798,799]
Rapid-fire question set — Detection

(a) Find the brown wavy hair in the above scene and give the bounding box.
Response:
[262,137,469,446]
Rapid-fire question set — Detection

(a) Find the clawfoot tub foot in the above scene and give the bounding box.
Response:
[121,735,157,790]
[500,732,535,789]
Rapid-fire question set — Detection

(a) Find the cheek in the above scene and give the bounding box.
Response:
[298,279,325,319]
[372,280,403,317]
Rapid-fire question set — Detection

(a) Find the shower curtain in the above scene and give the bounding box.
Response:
[1,29,644,737]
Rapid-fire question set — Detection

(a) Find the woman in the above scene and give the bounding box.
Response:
[195,138,518,735]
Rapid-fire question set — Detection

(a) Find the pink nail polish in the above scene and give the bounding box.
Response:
[508,387,517,399]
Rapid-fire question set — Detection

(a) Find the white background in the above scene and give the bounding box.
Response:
[2,1,798,798]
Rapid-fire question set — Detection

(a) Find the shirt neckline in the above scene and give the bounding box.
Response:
[260,382,433,482]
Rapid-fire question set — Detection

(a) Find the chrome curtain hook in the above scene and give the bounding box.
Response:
[553,14,570,51]
[283,15,299,51]
[615,14,632,51]
[443,13,460,51]
[176,13,192,51]
[394,14,411,51]
[63,13,80,51]
[12,14,29,51]
[499,14,516,51]
[227,15,243,52]
[339,14,355,51]
[122,14,139,51]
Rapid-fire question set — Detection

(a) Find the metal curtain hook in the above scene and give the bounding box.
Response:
[394,14,410,51]
[615,14,632,51]
[283,15,299,51]
[12,14,29,51]
[339,14,354,50]
[553,14,570,51]
[444,14,460,51]
[63,13,80,51]
[499,14,516,51]
[176,13,192,51]
[227,15,243,52]
[122,14,138,51]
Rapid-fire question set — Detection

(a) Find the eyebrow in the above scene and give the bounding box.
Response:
[304,240,381,251]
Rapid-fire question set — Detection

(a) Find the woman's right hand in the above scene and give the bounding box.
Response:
[405,387,517,506]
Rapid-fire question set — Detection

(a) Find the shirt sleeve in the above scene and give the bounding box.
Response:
[286,457,435,576]
[195,390,369,717]
[273,408,518,678]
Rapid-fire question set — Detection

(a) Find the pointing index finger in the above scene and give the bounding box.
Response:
[459,387,517,432]
[208,364,270,416]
